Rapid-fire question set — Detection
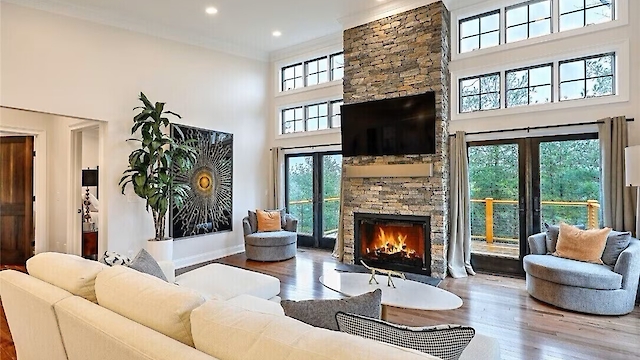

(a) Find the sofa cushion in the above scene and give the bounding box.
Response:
[245,231,296,247]
[127,248,168,281]
[523,255,622,290]
[95,265,205,347]
[26,252,106,303]
[601,231,632,266]
[281,289,382,331]
[545,223,585,254]
[553,223,610,264]
[335,312,475,360]
[190,300,438,360]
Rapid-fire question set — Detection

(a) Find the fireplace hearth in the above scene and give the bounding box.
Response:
[354,213,431,276]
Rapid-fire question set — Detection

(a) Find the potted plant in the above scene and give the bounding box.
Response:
[119,93,197,262]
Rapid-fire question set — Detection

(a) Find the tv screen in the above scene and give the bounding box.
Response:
[340,92,436,157]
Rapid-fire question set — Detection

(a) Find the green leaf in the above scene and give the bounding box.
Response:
[165,110,181,119]
[139,92,154,109]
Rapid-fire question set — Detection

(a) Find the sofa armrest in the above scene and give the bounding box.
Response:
[284,214,298,232]
[460,333,501,360]
[527,233,547,255]
[242,217,253,236]
[614,239,640,290]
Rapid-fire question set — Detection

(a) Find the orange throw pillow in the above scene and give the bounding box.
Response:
[256,210,282,232]
[553,223,611,264]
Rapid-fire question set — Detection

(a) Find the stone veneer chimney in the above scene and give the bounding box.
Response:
[341,2,451,278]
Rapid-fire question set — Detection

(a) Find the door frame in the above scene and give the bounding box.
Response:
[284,150,341,250]
[0,125,48,255]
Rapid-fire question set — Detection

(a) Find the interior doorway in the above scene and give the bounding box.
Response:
[0,136,35,265]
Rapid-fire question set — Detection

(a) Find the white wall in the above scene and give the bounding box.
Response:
[0,3,271,267]
[448,0,640,145]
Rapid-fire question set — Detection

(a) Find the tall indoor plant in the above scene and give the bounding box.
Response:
[120,93,196,261]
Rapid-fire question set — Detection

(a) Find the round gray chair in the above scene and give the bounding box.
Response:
[242,212,298,261]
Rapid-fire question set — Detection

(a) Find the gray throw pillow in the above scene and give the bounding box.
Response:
[281,289,382,331]
[601,231,631,266]
[336,312,475,360]
[127,249,168,282]
[544,223,585,254]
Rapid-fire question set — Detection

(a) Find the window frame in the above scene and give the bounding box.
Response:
[305,101,330,132]
[281,106,305,134]
[281,63,303,92]
[505,0,552,44]
[330,52,345,81]
[281,99,343,136]
[459,9,501,54]
[559,0,615,32]
[558,52,616,102]
[304,56,329,87]
[505,63,554,108]
[330,100,343,128]
[459,72,502,113]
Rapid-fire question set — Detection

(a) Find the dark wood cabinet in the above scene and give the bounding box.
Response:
[82,231,98,260]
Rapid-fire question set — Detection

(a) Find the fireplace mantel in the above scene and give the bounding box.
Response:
[344,163,433,178]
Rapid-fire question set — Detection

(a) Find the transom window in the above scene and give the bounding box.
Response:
[506,0,552,43]
[460,73,501,113]
[560,0,614,32]
[281,100,342,135]
[282,64,303,92]
[559,53,614,101]
[506,64,553,107]
[306,57,328,86]
[280,52,344,92]
[459,11,500,53]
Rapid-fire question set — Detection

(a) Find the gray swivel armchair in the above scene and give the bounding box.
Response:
[242,212,298,261]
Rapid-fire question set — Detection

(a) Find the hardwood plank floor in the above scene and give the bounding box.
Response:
[2,250,639,360]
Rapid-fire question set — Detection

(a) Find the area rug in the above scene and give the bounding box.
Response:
[333,263,441,287]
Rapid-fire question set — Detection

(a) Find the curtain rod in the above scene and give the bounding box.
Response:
[271,143,341,151]
[451,118,635,137]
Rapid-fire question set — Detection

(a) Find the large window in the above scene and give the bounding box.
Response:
[280,52,344,92]
[559,53,615,101]
[559,0,614,32]
[506,0,551,43]
[281,100,342,135]
[460,73,501,113]
[282,64,304,92]
[459,11,500,53]
[506,64,552,107]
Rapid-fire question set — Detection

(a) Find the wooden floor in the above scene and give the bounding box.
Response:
[3,251,640,360]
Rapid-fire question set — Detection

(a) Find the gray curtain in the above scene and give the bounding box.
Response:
[599,117,636,233]
[332,168,345,261]
[271,147,285,209]
[448,132,475,278]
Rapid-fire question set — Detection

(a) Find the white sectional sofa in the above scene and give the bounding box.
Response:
[0,252,500,360]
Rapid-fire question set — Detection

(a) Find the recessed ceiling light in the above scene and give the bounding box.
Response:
[205,7,218,15]
[272,31,282,37]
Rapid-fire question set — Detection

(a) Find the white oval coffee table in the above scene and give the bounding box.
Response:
[320,272,462,318]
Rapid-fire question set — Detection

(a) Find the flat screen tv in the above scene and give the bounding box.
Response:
[341,92,436,157]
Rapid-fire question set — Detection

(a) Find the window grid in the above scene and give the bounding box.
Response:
[305,57,329,87]
[459,73,501,113]
[559,0,614,31]
[559,53,615,101]
[330,53,345,81]
[505,0,552,43]
[506,64,553,107]
[459,10,501,53]
[281,63,303,92]
[281,100,342,135]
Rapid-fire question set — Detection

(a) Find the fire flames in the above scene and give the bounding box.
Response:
[366,227,418,258]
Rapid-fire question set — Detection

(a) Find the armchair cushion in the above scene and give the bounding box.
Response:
[248,209,286,232]
[245,231,296,247]
[602,231,632,266]
[524,255,622,290]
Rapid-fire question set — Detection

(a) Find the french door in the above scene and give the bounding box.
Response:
[285,152,342,250]
[468,134,600,275]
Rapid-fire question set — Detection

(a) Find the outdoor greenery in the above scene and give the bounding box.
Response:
[119,93,197,241]
[468,139,601,242]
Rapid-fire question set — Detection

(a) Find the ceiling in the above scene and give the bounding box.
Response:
[5,0,467,60]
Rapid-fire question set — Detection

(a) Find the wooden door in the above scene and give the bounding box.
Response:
[0,137,34,265]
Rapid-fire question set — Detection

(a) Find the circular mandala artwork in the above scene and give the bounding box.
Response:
[170,124,233,238]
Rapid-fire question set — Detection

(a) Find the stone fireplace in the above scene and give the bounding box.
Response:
[354,213,431,275]
[340,2,450,278]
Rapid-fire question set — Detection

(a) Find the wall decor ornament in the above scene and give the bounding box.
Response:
[170,124,233,238]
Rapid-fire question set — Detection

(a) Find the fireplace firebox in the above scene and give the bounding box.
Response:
[354,213,431,276]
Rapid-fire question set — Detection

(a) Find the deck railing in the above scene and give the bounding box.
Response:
[471,198,600,243]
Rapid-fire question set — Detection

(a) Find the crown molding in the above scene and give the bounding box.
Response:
[338,0,441,30]
[1,0,269,61]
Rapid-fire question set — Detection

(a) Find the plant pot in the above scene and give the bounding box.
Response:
[146,238,173,262]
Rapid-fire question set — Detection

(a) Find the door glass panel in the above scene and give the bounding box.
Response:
[539,139,601,228]
[322,154,342,239]
[468,144,520,259]
[286,156,314,235]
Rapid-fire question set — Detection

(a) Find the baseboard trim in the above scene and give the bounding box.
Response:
[174,244,245,269]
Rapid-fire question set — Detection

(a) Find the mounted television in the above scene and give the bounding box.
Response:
[340,92,436,157]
